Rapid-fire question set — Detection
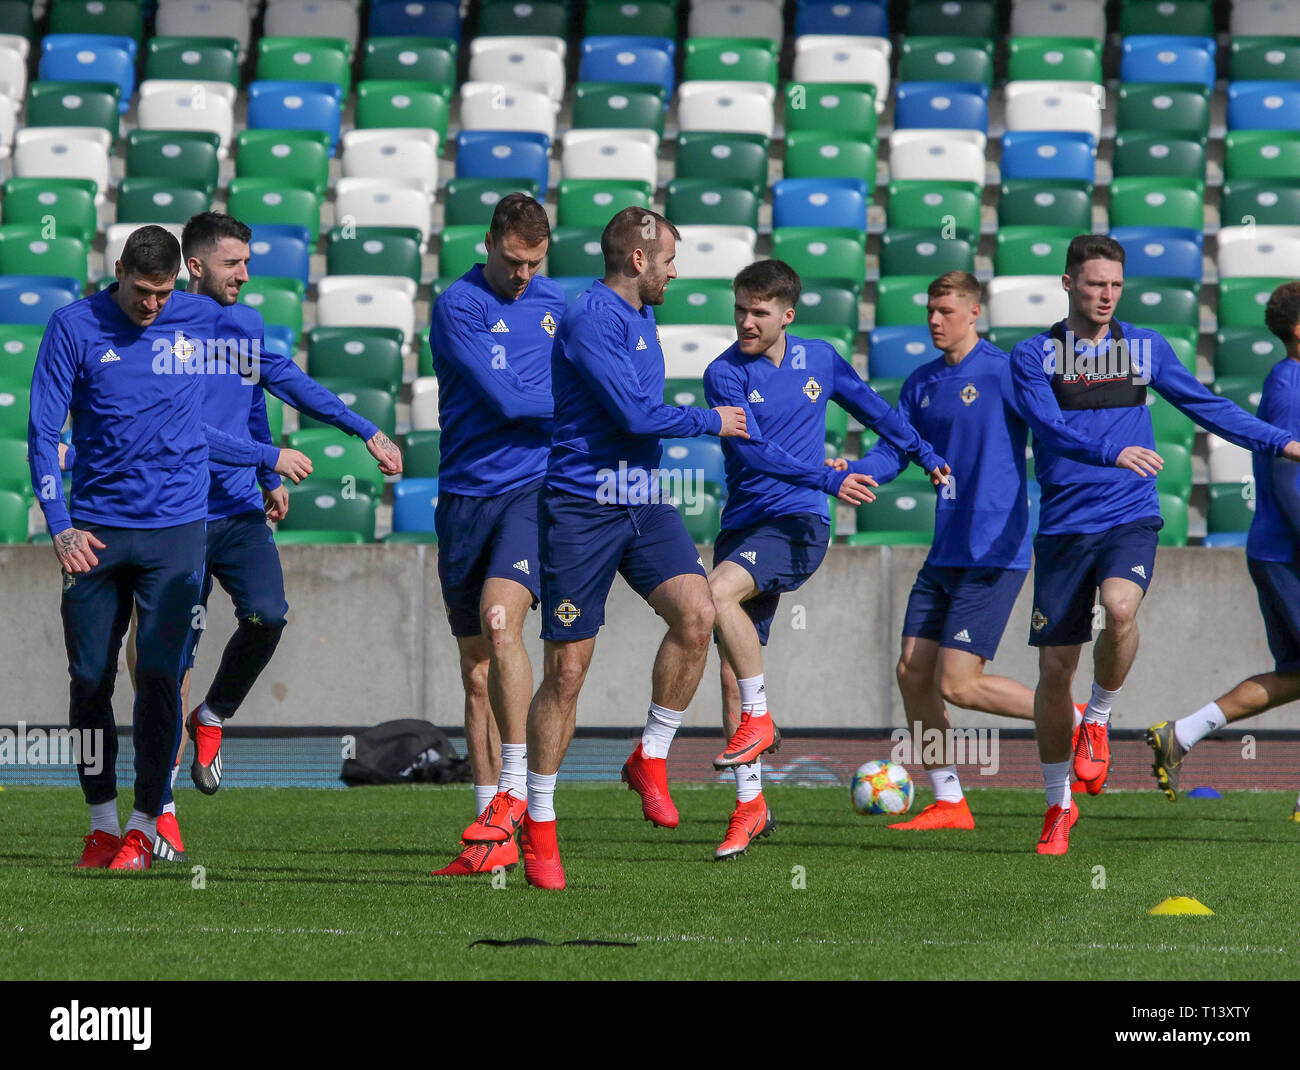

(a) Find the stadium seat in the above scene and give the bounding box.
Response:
[999,131,1096,183]
[0,384,29,440]
[137,80,236,155]
[796,281,860,332]
[409,377,440,430]
[1116,83,1210,137]
[684,37,779,86]
[660,437,726,493]
[0,226,88,287]
[1201,532,1248,548]
[1006,36,1102,83]
[660,326,734,377]
[1120,0,1214,37]
[280,483,376,541]
[867,326,940,380]
[392,477,440,533]
[1220,179,1300,228]
[286,428,384,499]
[355,80,450,146]
[0,324,45,381]
[368,0,460,39]
[1229,35,1300,81]
[674,132,769,198]
[1003,81,1101,140]
[1,178,97,246]
[467,43,566,103]
[784,83,878,142]
[1212,375,1264,415]
[0,37,26,103]
[115,177,210,225]
[297,383,398,440]
[0,487,26,542]
[677,82,775,139]
[663,378,707,408]
[887,179,981,233]
[1147,394,1194,450]
[893,82,989,133]
[791,39,890,108]
[1110,132,1207,179]
[456,131,551,196]
[1227,82,1300,132]
[310,326,405,388]
[0,277,81,325]
[1010,0,1106,38]
[688,0,785,43]
[1214,327,1284,378]
[438,225,488,279]
[998,179,1093,230]
[986,276,1069,327]
[673,229,755,280]
[341,129,440,194]
[247,81,343,152]
[125,130,221,196]
[557,178,652,227]
[1120,35,1216,87]
[1109,226,1204,280]
[0,3,34,46]
[1157,492,1189,547]
[444,178,542,227]
[238,276,305,339]
[264,0,359,46]
[478,0,569,39]
[1207,434,1254,484]
[572,83,665,137]
[656,281,732,327]
[1231,0,1300,34]
[50,0,143,43]
[579,37,676,101]
[880,229,976,275]
[156,1,249,57]
[665,178,759,232]
[824,401,850,452]
[1155,441,1192,499]
[678,491,722,545]
[227,178,323,247]
[784,133,876,188]
[1155,324,1199,372]
[145,35,242,86]
[325,226,421,285]
[245,224,312,289]
[39,35,137,108]
[362,35,457,85]
[1224,130,1300,180]
[1207,480,1256,534]
[314,277,416,353]
[546,227,605,279]
[906,0,996,36]
[848,482,937,545]
[888,130,987,186]
[0,437,34,498]
[26,81,120,138]
[772,178,868,231]
[797,1,890,38]
[874,276,934,326]
[985,326,1039,351]
[1108,176,1205,231]
[335,177,433,245]
[584,0,678,38]
[771,227,867,294]
[402,429,440,478]
[1217,226,1300,279]
[236,129,331,198]
[1114,278,1199,329]
[561,129,656,189]
[898,35,993,85]
[11,126,108,198]
[994,227,1076,276]
[256,36,352,96]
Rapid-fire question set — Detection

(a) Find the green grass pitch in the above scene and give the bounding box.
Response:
[2,784,1297,980]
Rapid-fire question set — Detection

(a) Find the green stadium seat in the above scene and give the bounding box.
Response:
[986,327,1039,351]
[264,392,283,444]
[1218,277,1288,328]
[115,177,210,224]
[664,378,707,408]
[849,483,937,545]
[880,230,975,277]
[1220,179,1300,229]
[1148,395,1194,450]
[784,83,878,142]
[256,36,352,95]
[1108,176,1205,231]
[875,277,934,327]
[0,438,34,500]
[1212,375,1264,415]
[227,178,323,247]
[1120,0,1214,37]
[556,178,652,227]
[326,226,423,285]
[1155,441,1192,499]
[124,131,221,197]
[307,327,405,394]
[1110,133,1207,179]
[479,0,568,36]
[1228,36,1300,81]
[1223,131,1300,180]
[362,37,457,84]
[784,134,877,188]
[355,81,451,146]
[402,429,441,478]
[297,385,396,438]
[658,281,735,327]
[906,0,997,38]
[675,133,770,199]
[1157,492,1189,547]
[796,280,860,332]
[585,0,677,38]
[998,180,1093,231]
[1007,36,1103,83]
[445,178,543,226]
[381,530,438,544]
[438,225,487,280]
[285,429,383,499]
[824,401,849,452]
[866,377,904,408]
[238,277,305,339]
[146,36,242,86]
[1115,279,1200,330]
[665,179,760,232]
[772,228,867,295]
[0,0,36,44]
[0,385,30,440]
[1207,480,1256,534]
[0,488,27,543]
[49,0,143,44]
[1,178,98,246]
[0,325,45,383]
[684,37,779,86]
[547,226,606,279]
[275,529,366,545]
[994,227,1077,276]
[1153,324,1199,373]
[886,180,981,235]
[26,81,120,137]
[0,226,88,286]
[898,36,994,85]
[678,492,722,546]
[1116,84,1211,138]
[572,83,666,137]
[801,326,855,359]
[235,130,332,199]
[1215,327,1284,379]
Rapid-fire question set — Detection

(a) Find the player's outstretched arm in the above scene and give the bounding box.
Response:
[271,448,313,484]
[1006,343,1121,468]
[831,360,948,483]
[365,430,403,475]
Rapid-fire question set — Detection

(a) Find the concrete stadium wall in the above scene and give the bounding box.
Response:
[1,543,1291,732]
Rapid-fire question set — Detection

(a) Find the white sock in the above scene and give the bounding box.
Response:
[197,702,223,728]
[168,761,181,789]
[1042,760,1072,810]
[1294,789,1300,811]
[1083,682,1121,725]
[641,702,684,759]
[499,742,527,799]
[928,764,963,803]
[162,800,177,816]
[123,809,156,843]
[473,784,496,817]
[735,761,762,803]
[1073,704,1084,729]
[89,800,120,837]
[526,770,557,822]
[737,674,768,716]
[1174,702,1227,752]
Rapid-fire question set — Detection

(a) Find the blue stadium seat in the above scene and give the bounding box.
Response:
[867,326,940,380]
[1109,226,1204,280]
[660,437,726,491]
[772,178,869,230]
[1120,36,1217,87]
[393,477,440,532]
[1202,532,1249,548]
[39,34,138,110]
[368,0,462,40]
[893,82,990,133]
[553,276,594,305]
[794,0,889,37]
[1027,480,1041,535]
[579,37,676,101]
[263,324,297,358]
[1227,82,1300,131]
[247,82,344,151]
[0,277,82,326]
[455,131,551,197]
[248,224,312,289]
[999,131,1097,182]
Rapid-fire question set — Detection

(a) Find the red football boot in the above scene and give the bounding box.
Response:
[519,814,565,890]
[431,837,519,876]
[1036,804,1072,856]
[621,743,679,828]
[463,790,528,844]
[714,795,776,859]
[76,830,122,869]
[713,711,781,769]
[108,829,154,870]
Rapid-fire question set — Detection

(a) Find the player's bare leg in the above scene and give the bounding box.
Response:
[1074,577,1144,790]
[458,635,501,797]
[937,648,1035,720]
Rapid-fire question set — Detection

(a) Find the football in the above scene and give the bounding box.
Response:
[851,760,915,816]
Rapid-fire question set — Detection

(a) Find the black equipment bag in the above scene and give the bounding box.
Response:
[341,719,472,785]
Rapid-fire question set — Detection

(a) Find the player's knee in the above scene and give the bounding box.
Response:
[938,671,977,709]
[460,657,489,699]
[1039,655,1075,692]
[547,657,587,705]
[1102,597,1140,632]
[678,598,715,650]
[896,655,927,699]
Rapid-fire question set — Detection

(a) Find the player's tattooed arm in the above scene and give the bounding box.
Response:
[366,430,403,475]
[54,527,105,575]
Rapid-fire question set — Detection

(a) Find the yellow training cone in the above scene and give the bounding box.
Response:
[1149,896,1214,916]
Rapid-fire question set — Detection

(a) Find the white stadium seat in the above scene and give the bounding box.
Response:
[1216,225,1300,278]
[409,378,441,430]
[792,39,891,111]
[459,82,558,141]
[467,44,566,102]
[0,42,27,103]
[985,275,1069,327]
[137,79,236,155]
[562,129,659,187]
[469,35,567,61]
[315,275,417,347]
[676,81,775,138]
[340,129,439,196]
[12,127,111,198]
[0,93,15,161]
[888,130,988,185]
[1010,0,1107,38]
[263,0,360,47]
[1207,436,1256,484]
[1004,81,1103,141]
[156,0,252,59]
[688,0,785,43]
[334,177,434,244]
[672,234,754,279]
[1230,0,1300,35]
[659,326,736,378]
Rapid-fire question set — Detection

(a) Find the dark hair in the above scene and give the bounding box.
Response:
[733,259,802,308]
[1064,234,1125,276]
[927,270,981,301]
[120,225,182,279]
[600,207,680,273]
[1265,281,1300,345]
[181,211,252,262]
[488,192,550,245]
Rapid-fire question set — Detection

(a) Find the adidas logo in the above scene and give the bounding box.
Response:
[513,559,530,576]
[744,773,760,782]
[953,628,972,643]
[748,389,765,403]
[920,394,930,408]
[490,319,510,333]
[740,550,757,564]
[1131,564,1147,579]
[635,336,647,351]
[99,349,120,363]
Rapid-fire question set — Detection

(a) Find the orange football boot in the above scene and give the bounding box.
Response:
[713,710,781,769]
[889,798,975,830]
[621,743,679,828]
[714,795,776,860]
[464,790,528,844]
[519,814,565,890]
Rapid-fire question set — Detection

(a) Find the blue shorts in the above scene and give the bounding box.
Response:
[539,489,705,641]
[436,477,543,637]
[713,512,830,645]
[1029,516,1160,647]
[1247,556,1300,674]
[902,563,1029,661]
